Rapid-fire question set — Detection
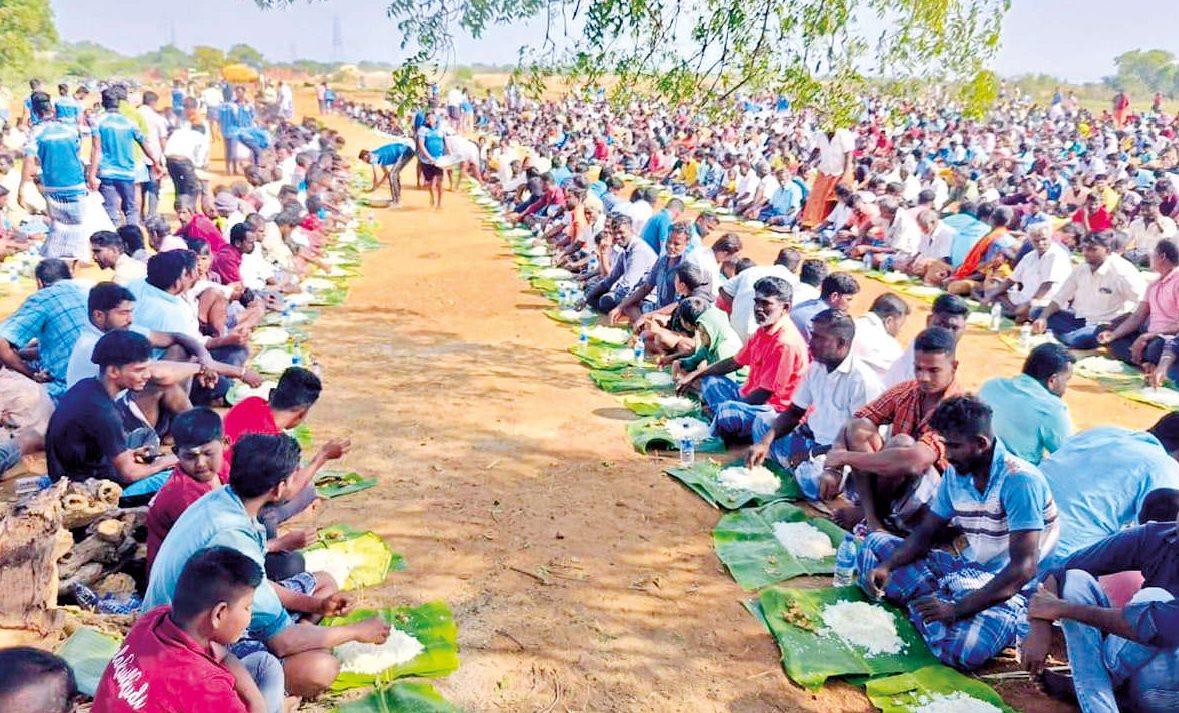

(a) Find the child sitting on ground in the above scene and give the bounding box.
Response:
[146,408,312,578]
[92,547,284,713]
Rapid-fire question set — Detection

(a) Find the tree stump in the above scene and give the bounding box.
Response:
[0,481,72,647]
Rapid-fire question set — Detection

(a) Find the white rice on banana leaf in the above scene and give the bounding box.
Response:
[820,601,904,656]
[664,417,712,442]
[913,692,1003,713]
[771,522,835,559]
[335,629,425,674]
[717,465,780,495]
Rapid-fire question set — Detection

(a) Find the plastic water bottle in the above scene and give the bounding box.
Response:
[633,340,646,364]
[862,253,873,272]
[989,302,1003,331]
[557,286,569,307]
[1019,322,1033,350]
[832,532,862,587]
[579,324,589,346]
[679,423,695,466]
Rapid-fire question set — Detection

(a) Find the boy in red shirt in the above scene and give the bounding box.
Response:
[224,367,350,538]
[147,407,312,576]
[93,547,282,713]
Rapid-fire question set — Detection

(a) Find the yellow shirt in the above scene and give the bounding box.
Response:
[682,159,699,186]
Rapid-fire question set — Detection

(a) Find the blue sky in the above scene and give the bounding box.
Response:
[50,0,1179,82]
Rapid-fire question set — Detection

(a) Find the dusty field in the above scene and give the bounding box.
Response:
[2,91,1155,711]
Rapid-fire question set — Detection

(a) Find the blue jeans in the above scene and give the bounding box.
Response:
[1061,570,1179,713]
[98,179,138,226]
[240,650,286,713]
[1046,310,1106,349]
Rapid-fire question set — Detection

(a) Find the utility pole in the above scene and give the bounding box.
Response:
[331,15,344,64]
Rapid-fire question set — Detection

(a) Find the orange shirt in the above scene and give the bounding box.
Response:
[734,314,810,410]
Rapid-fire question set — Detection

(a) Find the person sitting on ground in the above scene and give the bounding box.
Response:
[669,296,745,380]
[719,248,817,342]
[944,205,1020,297]
[144,433,390,701]
[790,272,860,343]
[978,343,1075,465]
[860,395,1059,670]
[1033,230,1147,349]
[224,367,350,538]
[901,209,957,281]
[884,293,969,387]
[0,258,88,402]
[822,327,963,531]
[582,215,657,314]
[679,276,809,441]
[1035,422,1179,572]
[1096,238,1179,375]
[639,197,684,254]
[90,230,146,286]
[1024,502,1179,710]
[632,261,714,358]
[1123,194,1177,267]
[610,222,692,324]
[44,330,179,485]
[93,547,278,713]
[359,140,415,206]
[980,221,1072,323]
[684,232,742,297]
[146,407,313,576]
[852,293,910,380]
[748,309,885,496]
[849,196,921,270]
[0,647,76,713]
[176,196,228,253]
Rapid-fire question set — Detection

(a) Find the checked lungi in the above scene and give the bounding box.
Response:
[41,190,90,259]
[856,531,1029,670]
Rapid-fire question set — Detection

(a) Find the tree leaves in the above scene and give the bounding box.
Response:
[255,0,1009,125]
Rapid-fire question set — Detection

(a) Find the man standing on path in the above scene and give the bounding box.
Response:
[416,113,448,209]
[89,88,161,227]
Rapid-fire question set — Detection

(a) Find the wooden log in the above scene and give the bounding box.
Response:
[0,481,71,647]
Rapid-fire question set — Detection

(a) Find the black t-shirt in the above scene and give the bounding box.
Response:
[45,378,127,483]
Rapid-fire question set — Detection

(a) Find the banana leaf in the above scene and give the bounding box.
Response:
[514,255,553,268]
[865,665,1017,713]
[252,348,296,375]
[543,308,600,325]
[588,367,673,393]
[755,586,939,689]
[664,458,801,509]
[620,392,700,418]
[569,343,641,370]
[289,423,314,451]
[309,288,350,307]
[714,501,846,589]
[304,528,405,588]
[316,470,378,499]
[333,681,460,713]
[324,601,460,690]
[56,627,121,697]
[512,245,551,258]
[573,325,632,346]
[626,416,725,454]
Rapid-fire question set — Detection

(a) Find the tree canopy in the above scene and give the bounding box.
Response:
[257,0,1009,122]
[0,0,58,81]
[1110,49,1179,97]
[228,42,266,66]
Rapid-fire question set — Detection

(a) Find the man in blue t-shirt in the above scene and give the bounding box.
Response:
[20,92,90,258]
[53,83,81,126]
[416,112,448,209]
[859,395,1059,670]
[88,87,160,227]
[359,139,415,206]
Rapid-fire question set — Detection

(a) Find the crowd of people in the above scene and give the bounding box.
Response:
[0,78,394,713]
[2,75,1179,712]
[336,82,1179,712]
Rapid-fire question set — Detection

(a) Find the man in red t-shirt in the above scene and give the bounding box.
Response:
[93,547,278,713]
[224,367,351,536]
[680,275,810,440]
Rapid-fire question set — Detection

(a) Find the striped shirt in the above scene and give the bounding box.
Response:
[930,438,1059,573]
[855,379,964,470]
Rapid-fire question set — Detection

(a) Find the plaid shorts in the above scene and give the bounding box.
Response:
[856,532,1028,670]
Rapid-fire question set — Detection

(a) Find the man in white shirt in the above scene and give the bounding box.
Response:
[852,293,910,380]
[801,126,856,228]
[748,309,884,499]
[982,222,1072,322]
[850,197,920,269]
[884,293,970,388]
[685,233,742,298]
[720,250,817,342]
[1125,196,1178,267]
[1033,231,1147,349]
